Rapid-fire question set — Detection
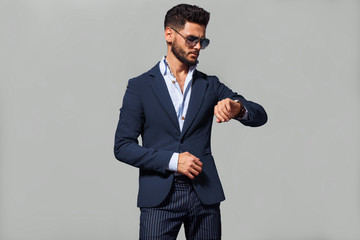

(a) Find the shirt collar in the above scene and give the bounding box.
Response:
[159,56,198,77]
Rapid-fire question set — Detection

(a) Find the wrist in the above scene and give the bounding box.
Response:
[234,99,246,118]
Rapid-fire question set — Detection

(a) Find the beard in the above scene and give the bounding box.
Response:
[171,40,198,66]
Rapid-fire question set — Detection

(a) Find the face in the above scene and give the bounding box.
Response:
[170,22,206,66]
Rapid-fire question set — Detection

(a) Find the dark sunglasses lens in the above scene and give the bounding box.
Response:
[200,38,210,49]
[186,37,198,47]
[185,36,210,49]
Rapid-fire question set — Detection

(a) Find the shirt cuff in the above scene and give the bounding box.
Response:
[167,152,179,172]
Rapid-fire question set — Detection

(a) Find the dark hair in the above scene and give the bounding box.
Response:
[164,4,210,30]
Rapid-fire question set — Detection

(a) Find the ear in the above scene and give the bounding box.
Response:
[164,27,173,44]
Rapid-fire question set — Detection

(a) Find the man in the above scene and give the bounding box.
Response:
[114,4,267,239]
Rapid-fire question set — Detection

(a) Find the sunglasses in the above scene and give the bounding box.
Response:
[170,27,210,50]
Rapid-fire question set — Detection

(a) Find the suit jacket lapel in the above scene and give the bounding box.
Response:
[181,70,208,138]
[149,64,180,131]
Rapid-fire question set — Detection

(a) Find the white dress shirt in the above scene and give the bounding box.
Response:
[159,56,196,172]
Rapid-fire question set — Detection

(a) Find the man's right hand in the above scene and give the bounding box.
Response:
[177,152,203,179]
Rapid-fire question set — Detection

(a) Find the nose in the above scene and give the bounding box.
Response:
[193,41,201,50]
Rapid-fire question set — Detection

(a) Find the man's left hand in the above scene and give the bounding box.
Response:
[214,98,241,123]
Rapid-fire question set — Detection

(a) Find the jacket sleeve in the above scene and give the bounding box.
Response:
[214,76,268,127]
[113,78,173,174]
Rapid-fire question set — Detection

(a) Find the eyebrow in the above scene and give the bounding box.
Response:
[185,34,206,39]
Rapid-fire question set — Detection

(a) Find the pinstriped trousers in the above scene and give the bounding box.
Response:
[139,176,221,240]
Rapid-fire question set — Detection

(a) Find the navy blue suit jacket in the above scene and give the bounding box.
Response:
[114,63,267,207]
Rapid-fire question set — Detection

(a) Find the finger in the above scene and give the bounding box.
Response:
[192,163,202,173]
[218,107,230,122]
[191,156,202,166]
[219,100,232,120]
[214,106,224,122]
[194,159,203,167]
[215,104,228,121]
[189,168,199,176]
[185,171,195,179]
[224,99,234,118]
[224,99,232,114]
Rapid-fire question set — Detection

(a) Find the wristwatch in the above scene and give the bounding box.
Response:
[234,99,246,118]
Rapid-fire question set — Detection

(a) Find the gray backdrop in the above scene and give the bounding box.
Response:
[1,0,359,239]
